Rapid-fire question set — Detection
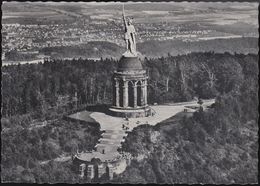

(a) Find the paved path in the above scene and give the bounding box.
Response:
[75,99,215,162]
[40,154,72,165]
[39,99,214,165]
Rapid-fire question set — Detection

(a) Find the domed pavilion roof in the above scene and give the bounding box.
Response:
[117,56,143,72]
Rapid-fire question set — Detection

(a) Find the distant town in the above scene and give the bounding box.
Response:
[2,17,255,62]
[2,2,258,63]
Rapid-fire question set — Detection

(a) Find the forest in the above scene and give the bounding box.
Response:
[3,52,257,119]
[1,52,258,183]
[115,52,258,184]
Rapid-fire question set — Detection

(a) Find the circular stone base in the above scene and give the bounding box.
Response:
[108,106,151,118]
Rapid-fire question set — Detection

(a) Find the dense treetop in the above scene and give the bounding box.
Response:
[1,52,258,183]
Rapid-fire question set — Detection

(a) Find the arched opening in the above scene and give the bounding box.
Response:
[137,81,142,106]
[119,79,124,107]
[106,166,110,179]
[128,81,134,107]
[113,79,116,106]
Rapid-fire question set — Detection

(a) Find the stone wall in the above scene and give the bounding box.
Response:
[73,156,130,181]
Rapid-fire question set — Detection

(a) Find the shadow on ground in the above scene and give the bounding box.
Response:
[86,104,110,114]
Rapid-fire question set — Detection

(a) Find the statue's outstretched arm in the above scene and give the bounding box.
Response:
[123,15,127,29]
[122,6,127,31]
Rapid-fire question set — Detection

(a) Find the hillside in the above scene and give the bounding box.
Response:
[113,53,258,184]
[1,52,258,183]
[114,103,258,184]
[39,41,124,59]
[138,37,258,57]
[1,117,101,183]
[38,37,258,59]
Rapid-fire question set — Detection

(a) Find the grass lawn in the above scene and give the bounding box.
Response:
[67,110,96,123]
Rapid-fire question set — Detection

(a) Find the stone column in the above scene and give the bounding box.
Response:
[87,165,94,180]
[107,164,114,180]
[140,81,145,106]
[133,84,137,108]
[115,79,119,107]
[144,80,147,105]
[98,164,105,178]
[79,163,86,178]
[123,80,128,108]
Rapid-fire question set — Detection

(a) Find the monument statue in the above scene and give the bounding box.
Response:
[109,5,151,118]
[122,5,137,57]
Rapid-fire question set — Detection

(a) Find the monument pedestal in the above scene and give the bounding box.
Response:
[110,56,151,118]
[109,105,151,118]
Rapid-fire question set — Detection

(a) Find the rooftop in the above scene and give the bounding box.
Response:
[117,56,143,72]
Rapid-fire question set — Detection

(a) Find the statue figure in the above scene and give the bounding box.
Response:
[122,5,137,56]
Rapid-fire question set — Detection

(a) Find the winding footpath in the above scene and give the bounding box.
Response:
[40,99,214,165]
[71,99,215,162]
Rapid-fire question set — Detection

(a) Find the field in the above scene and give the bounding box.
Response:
[2,2,258,33]
[36,37,258,59]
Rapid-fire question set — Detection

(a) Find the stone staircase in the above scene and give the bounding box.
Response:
[95,144,121,154]
[95,129,127,154]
